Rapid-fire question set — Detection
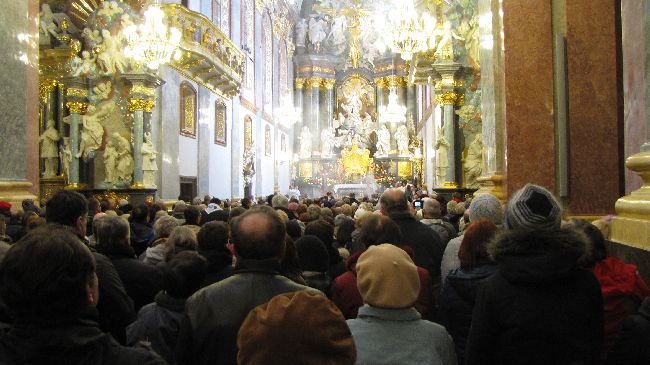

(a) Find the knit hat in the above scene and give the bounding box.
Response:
[288,201,299,212]
[504,184,562,231]
[0,201,11,211]
[237,291,356,365]
[356,244,420,309]
[295,235,330,272]
[271,194,289,209]
[469,194,503,225]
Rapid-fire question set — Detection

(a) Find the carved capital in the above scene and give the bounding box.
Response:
[128,98,156,112]
[321,78,336,90]
[435,91,464,106]
[66,101,88,114]
[308,77,323,89]
[66,87,88,99]
[294,77,306,89]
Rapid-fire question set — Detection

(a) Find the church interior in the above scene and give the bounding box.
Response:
[1,0,649,274]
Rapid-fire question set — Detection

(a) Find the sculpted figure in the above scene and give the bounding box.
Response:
[376,124,391,157]
[71,51,97,77]
[59,137,71,180]
[142,132,158,188]
[464,134,483,188]
[77,104,110,159]
[97,29,128,74]
[299,126,312,159]
[242,141,256,185]
[39,4,60,41]
[395,125,410,155]
[39,119,61,177]
[103,136,118,185]
[435,128,450,184]
[295,18,308,48]
[308,17,327,51]
[114,133,134,182]
[320,127,336,157]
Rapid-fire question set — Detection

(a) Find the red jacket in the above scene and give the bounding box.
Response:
[331,245,435,320]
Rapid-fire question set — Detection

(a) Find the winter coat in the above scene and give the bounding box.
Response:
[331,246,435,320]
[390,212,445,278]
[606,297,650,365]
[127,291,187,365]
[302,271,331,297]
[175,258,322,365]
[130,222,155,256]
[347,306,457,365]
[199,249,234,287]
[440,235,463,285]
[439,264,497,364]
[0,316,166,365]
[465,228,604,365]
[421,218,456,245]
[102,244,163,312]
[143,242,167,267]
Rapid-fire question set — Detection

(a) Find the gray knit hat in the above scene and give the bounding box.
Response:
[469,194,503,225]
[504,184,561,231]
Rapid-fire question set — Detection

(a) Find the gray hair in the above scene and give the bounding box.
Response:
[94,215,129,252]
[153,215,180,240]
[167,226,198,251]
[422,198,441,218]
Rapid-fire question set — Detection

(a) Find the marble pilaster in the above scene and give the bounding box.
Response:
[433,62,462,187]
[309,77,322,153]
[230,0,243,199]
[61,77,89,188]
[323,79,335,129]
[157,67,182,200]
[196,86,211,196]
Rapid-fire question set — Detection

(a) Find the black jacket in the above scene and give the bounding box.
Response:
[175,258,322,365]
[130,222,155,256]
[390,212,444,278]
[199,249,235,287]
[0,315,166,365]
[606,297,650,365]
[465,228,604,365]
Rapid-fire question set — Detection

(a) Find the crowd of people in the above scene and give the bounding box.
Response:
[0,184,649,364]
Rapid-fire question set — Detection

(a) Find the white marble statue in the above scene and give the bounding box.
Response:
[295,18,308,48]
[39,119,61,178]
[308,17,328,51]
[435,128,450,184]
[114,133,134,182]
[142,132,158,188]
[376,124,391,157]
[71,51,97,77]
[39,4,60,42]
[59,137,71,180]
[395,125,410,155]
[77,104,110,159]
[464,133,483,188]
[97,1,124,18]
[103,136,118,185]
[320,127,336,157]
[328,15,348,54]
[97,29,128,75]
[360,113,373,132]
[457,15,480,64]
[242,141,256,185]
[91,81,112,102]
[436,21,464,60]
[82,28,103,46]
[299,126,312,159]
[333,112,346,129]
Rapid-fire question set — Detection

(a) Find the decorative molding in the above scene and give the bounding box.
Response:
[321,78,336,90]
[66,101,88,114]
[239,97,258,113]
[435,91,465,106]
[308,77,324,89]
[294,77,306,89]
[66,87,88,98]
[128,98,156,112]
[296,65,336,75]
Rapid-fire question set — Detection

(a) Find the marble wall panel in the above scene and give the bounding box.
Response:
[158,67,182,200]
[566,0,623,215]
[502,0,556,196]
[197,86,211,196]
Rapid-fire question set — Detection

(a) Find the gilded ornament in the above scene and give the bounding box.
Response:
[374,77,388,89]
[299,162,313,178]
[128,98,156,112]
[66,101,88,114]
[39,80,58,103]
[66,88,88,98]
[321,79,336,90]
[435,91,464,106]
[130,85,156,97]
[339,141,372,177]
[131,182,146,189]
[397,161,412,177]
[308,77,323,89]
[294,78,306,89]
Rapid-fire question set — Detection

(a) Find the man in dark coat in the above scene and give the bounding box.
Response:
[175,205,321,365]
[380,189,444,279]
[45,190,136,344]
[465,184,603,365]
[0,225,165,365]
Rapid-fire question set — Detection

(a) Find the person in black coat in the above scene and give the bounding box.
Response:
[196,221,234,286]
[129,204,155,256]
[466,184,603,365]
[606,297,650,365]
[0,225,166,365]
[95,215,163,312]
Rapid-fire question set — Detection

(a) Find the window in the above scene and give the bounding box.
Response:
[212,0,230,36]
[215,101,227,146]
[180,82,197,138]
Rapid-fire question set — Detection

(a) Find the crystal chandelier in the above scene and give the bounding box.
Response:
[378,88,407,124]
[123,2,182,69]
[386,0,436,60]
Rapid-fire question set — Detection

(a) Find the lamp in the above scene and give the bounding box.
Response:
[378,88,407,124]
[385,0,436,60]
[123,1,181,69]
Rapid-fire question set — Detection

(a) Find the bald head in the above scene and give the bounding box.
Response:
[230,206,286,260]
[380,189,409,215]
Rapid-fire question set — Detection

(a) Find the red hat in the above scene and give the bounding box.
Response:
[0,201,11,210]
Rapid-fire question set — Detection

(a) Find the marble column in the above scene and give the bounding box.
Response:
[229,0,242,199]
[295,77,306,133]
[61,77,89,188]
[374,77,387,130]
[309,77,322,153]
[322,79,335,129]
[406,83,416,127]
[433,62,462,187]
[475,0,507,200]
[611,0,650,248]
[0,0,38,208]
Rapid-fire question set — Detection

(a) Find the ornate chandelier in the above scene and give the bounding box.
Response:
[123,2,181,69]
[378,88,407,124]
[386,1,436,60]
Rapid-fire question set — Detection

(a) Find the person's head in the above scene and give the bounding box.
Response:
[197,221,229,253]
[100,200,113,213]
[238,291,356,365]
[166,225,198,259]
[295,235,330,273]
[93,215,130,253]
[229,206,246,222]
[153,215,180,240]
[272,194,289,209]
[46,190,88,237]
[230,206,286,260]
[340,204,353,217]
[241,197,252,209]
[87,198,101,216]
[0,225,97,321]
[184,205,201,225]
[131,204,150,224]
[379,188,409,215]
[285,219,302,241]
[356,244,419,309]
[359,215,402,247]
[458,219,498,270]
[468,194,503,225]
[304,219,334,249]
[161,251,207,299]
[566,219,607,267]
[504,184,561,231]
[422,198,442,219]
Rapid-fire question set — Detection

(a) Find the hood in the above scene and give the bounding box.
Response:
[446,265,497,303]
[488,228,588,285]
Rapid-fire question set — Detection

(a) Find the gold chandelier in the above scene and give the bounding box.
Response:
[123,2,182,69]
[387,1,436,60]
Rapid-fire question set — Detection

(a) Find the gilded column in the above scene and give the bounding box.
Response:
[61,77,88,188]
[433,62,463,187]
[309,77,322,154]
[322,78,336,129]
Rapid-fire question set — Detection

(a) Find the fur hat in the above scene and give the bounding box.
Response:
[469,194,503,225]
[271,194,289,209]
[237,291,356,365]
[356,244,420,309]
[504,184,561,231]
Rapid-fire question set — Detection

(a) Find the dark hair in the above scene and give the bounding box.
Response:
[359,215,402,246]
[241,197,252,209]
[305,220,339,265]
[197,221,229,252]
[100,200,112,212]
[336,219,356,247]
[280,236,303,283]
[285,220,302,241]
[210,197,222,205]
[569,219,607,267]
[87,198,100,215]
[46,190,88,227]
[131,204,150,223]
[229,206,246,221]
[162,251,207,298]
[295,235,330,272]
[458,219,498,270]
[0,225,95,320]
[379,189,409,214]
[184,206,201,225]
[94,216,130,253]
[230,206,286,259]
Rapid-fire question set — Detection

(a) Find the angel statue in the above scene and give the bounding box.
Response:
[308,17,328,52]
[39,4,60,43]
[295,18,308,48]
[435,128,450,184]
[395,125,410,155]
[464,134,483,188]
[39,119,61,178]
[376,124,391,157]
[242,141,256,185]
[299,126,312,159]
[59,137,71,180]
[142,132,158,188]
[320,127,336,157]
[76,104,110,159]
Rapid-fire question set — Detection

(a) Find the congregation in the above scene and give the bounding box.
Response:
[0,184,649,365]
